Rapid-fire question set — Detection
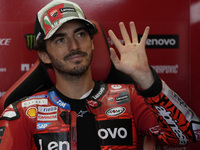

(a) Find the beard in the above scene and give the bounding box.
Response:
[49,50,93,78]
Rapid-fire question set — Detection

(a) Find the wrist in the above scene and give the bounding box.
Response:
[135,67,162,97]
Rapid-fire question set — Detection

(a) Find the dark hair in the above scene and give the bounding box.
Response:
[34,26,98,52]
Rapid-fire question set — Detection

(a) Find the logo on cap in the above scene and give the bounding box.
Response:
[60,7,76,13]
[50,9,58,17]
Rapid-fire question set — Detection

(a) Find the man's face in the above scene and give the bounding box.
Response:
[45,20,94,77]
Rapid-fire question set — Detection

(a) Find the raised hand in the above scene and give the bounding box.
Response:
[108,21,154,89]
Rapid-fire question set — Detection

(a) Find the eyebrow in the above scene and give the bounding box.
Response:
[50,33,65,41]
[49,26,88,41]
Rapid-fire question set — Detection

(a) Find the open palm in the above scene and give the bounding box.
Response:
[108,21,154,89]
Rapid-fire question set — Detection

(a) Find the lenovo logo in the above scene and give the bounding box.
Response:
[97,119,133,145]
[141,34,179,49]
[39,139,70,150]
[108,35,179,49]
[98,127,127,139]
[34,132,70,150]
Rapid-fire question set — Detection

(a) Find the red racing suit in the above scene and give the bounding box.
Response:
[0,78,200,149]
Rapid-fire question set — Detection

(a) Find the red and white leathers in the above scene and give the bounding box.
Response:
[0,79,200,150]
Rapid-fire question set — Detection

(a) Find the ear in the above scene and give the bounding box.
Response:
[37,51,51,64]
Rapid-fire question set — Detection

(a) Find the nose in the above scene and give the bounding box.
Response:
[70,37,79,51]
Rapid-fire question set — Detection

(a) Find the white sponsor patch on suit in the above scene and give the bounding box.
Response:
[38,106,58,113]
[22,99,48,107]
[37,114,57,121]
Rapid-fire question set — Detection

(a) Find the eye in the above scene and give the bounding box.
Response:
[75,30,88,39]
[78,32,85,38]
[56,38,65,44]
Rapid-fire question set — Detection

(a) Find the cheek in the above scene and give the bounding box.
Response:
[55,49,66,57]
[82,40,94,52]
[46,41,67,56]
[47,46,67,59]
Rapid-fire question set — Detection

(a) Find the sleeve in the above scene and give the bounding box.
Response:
[135,68,200,145]
[0,101,33,150]
[131,92,158,135]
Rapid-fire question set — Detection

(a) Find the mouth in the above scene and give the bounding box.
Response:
[64,51,87,61]
[67,55,84,62]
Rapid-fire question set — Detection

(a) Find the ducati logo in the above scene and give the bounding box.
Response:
[50,10,58,17]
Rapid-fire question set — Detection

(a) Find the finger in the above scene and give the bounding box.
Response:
[109,47,120,67]
[140,26,150,46]
[119,22,131,45]
[129,21,138,43]
[108,30,123,51]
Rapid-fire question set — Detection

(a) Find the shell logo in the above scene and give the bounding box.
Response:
[26,107,37,118]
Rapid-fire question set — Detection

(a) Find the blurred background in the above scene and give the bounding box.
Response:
[0,0,200,149]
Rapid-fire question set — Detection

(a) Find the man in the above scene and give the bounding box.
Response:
[0,0,200,149]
